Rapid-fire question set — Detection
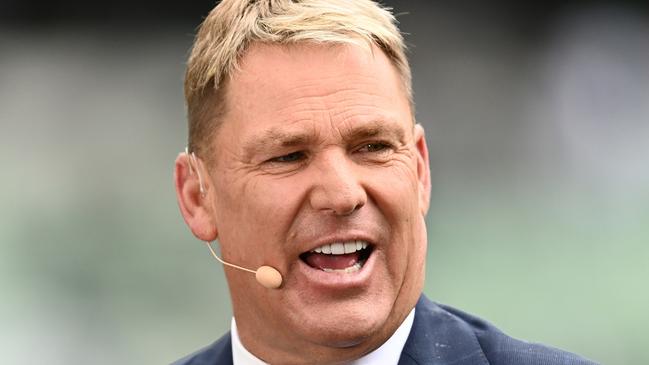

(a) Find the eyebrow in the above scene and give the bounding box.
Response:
[241,119,407,160]
[341,120,406,145]
[242,129,314,161]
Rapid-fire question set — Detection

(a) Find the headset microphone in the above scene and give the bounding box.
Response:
[185,149,283,289]
[205,241,283,289]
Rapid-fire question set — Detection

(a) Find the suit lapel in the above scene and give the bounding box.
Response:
[398,295,489,365]
[210,333,233,365]
[171,332,233,365]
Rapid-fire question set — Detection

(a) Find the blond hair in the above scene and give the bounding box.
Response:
[184,0,411,157]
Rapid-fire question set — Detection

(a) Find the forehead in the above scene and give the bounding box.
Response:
[217,42,412,149]
[230,42,406,103]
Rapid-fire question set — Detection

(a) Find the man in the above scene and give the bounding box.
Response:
[173,1,598,364]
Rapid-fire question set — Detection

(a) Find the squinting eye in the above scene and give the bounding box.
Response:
[359,142,391,153]
[270,151,305,163]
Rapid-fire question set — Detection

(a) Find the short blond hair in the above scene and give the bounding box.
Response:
[184,0,411,157]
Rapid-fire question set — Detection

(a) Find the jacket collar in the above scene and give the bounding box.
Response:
[177,294,489,365]
[398,295,489,365]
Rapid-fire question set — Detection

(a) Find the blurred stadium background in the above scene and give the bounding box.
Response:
[1,1,647,363]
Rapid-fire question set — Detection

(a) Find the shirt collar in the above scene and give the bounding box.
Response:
[231,308,415,365]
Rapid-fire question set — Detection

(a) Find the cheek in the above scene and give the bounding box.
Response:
[367,161,420,221]
[365,163,422,271]
[214,175,304,256]
[244,177,305,221]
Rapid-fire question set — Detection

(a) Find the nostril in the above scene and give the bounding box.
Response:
[329,203,360,216]
[321,189,366,216]
[311,195,365,215]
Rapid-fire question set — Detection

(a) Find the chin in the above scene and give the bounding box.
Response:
[287,293,393,349]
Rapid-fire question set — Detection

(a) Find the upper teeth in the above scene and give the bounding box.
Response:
[310,241,368,255]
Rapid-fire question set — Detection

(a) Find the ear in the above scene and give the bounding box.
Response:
[413,124,431,216]
[174,152,218,242]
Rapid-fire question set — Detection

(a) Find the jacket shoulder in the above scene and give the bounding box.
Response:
[171,332,232,365]
[437,302,599,365]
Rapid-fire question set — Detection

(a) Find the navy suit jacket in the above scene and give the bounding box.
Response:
[173,295,598,365]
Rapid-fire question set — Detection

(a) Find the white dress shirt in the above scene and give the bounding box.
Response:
[231,308,415,365]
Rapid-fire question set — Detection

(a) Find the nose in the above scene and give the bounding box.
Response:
[308,153,367,216]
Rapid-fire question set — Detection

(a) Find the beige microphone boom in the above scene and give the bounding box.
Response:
[205,241,283,289]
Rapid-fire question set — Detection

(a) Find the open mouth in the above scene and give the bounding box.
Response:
[299,241,374,273]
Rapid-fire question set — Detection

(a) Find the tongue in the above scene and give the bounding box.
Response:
[304,252,361,270]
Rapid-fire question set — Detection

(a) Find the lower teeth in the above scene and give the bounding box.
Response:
[321,261,364,273]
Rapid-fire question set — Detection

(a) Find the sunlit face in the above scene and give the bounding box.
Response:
[206,42,430,363]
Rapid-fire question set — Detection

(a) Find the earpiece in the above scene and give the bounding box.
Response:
[185,147,206,197]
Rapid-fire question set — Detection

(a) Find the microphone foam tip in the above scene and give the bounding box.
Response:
[256,265,283,289]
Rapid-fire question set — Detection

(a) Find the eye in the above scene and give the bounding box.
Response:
[357,142,392,153]
[269,151,305,163]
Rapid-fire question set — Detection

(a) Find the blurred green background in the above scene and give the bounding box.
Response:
[1,1,647,364]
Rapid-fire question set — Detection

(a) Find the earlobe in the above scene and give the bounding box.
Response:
[413,124,431,215]
[174,152,218,242]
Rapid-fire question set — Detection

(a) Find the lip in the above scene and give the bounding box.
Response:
[296,243,377,290]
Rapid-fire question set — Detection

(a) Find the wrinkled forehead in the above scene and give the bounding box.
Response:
[223,42,411,123]
[231,42,407,96]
